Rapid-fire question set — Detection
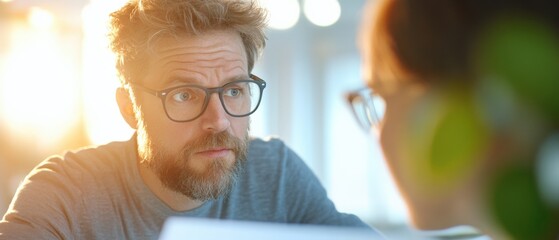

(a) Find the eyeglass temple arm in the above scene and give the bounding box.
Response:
[129,82,163,97]
[250,74,267,89]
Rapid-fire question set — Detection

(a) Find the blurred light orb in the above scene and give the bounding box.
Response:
[28,7,54,30]
[304,0,340,27]
[259,0,300,30]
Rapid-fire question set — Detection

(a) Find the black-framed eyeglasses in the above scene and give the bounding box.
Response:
[130,74,266,122]
[346,87,385,131]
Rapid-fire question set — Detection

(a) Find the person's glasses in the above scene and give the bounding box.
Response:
[346,87,385,131]
[130,74,266,122]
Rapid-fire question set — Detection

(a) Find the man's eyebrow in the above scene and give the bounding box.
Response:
[162,76,198,87]
[163,74,252,87]
[171,77,198,84]
[235,74,251,80]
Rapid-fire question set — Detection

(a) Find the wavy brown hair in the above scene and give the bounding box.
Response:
[109,0,267,84]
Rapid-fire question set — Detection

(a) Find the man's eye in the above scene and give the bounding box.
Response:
[172,91,192,102]
[224,88,242,97]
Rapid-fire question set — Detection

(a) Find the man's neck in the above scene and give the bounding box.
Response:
[137,160,204,211]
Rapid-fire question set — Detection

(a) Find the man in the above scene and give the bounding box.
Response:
[0,0,371,238]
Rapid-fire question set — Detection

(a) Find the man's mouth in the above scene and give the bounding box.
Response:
[195,148,232,158]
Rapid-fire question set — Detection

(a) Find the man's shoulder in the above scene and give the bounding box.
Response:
[248,136,286,152]
[245,136,305,171]
[1,138,140,239]
[31,138,136,181]
[12,138,138,211]
[63,139,134,164]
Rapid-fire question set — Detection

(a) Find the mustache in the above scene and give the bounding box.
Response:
[183,131,246,153]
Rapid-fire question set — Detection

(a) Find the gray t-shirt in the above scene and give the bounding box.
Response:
[0,137,371,239]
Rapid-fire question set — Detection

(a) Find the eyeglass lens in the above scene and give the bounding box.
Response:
[350,89,385,130]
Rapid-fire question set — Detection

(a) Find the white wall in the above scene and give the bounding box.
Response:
[250,4,408,225]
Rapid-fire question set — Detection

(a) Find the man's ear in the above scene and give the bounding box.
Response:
[116,87,138,129]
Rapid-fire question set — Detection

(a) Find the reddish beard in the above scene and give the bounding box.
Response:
[141,131,249,201]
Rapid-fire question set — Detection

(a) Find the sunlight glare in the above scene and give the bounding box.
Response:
[0,24,80,150]
[303,0,341,27]
[28,7,55,30]
[259,0,300,30]
[82,0,133,145]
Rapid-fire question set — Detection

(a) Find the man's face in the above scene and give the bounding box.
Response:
[133,30,251,200]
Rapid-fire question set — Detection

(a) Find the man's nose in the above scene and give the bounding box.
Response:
[200,93,230,132]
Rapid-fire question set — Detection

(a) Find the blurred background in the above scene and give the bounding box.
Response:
[0,0,419,237]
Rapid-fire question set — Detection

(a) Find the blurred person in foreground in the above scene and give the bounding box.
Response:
[347,0,559,239]
[0,0,375,239]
